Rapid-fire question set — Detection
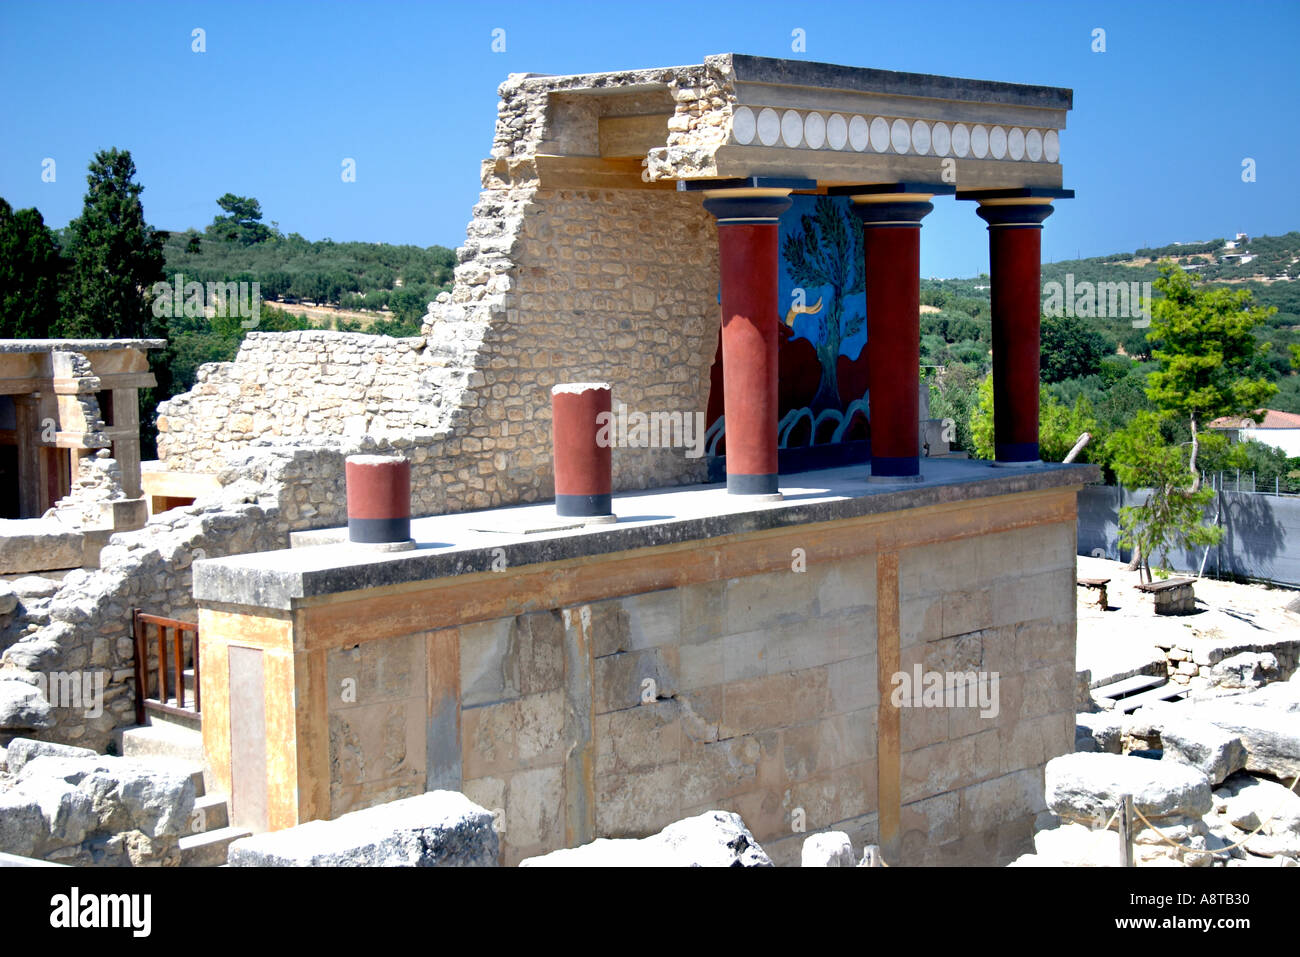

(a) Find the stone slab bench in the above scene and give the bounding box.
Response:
[1076,576,1110,609]
[1134,577,1196,615]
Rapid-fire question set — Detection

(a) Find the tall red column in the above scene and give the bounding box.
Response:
[962,188,1072,465]
[839,185,951,480]
[701,187,795,496]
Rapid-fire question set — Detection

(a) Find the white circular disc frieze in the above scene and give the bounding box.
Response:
[1043,130,1060,163]
[1025,128,1043,162]
[732,106,756,145]
[781,109,804,147]
[951,123,970,158]
[890,118,911,153]
[1008,127,1025,160]
[803,111,826,149]
[989,126,1007,159]
[931,122,951,157]
[757,108,781,146]
[850,115,870,151]
[911,120,931,155]
[971,124,989,159]
[869,116,890,152]
[826,113,848,150]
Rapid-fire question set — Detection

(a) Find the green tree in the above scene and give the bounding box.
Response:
[970,375,1100,464]
[0,198,64,338]
[61,148,166,339]
[782,197,865,411]
[1105,411,1222,582]
[208,193,272,245]
[1145,261,1277,492]
[1040,313,1108,383]
[1040,392,1099,463]
[969,373,995,459]
[927,363,982,453]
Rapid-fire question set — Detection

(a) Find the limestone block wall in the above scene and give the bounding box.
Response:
[197,486,1081,867]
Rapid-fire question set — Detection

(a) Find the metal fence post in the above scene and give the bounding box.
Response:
[1119,793,1135,867]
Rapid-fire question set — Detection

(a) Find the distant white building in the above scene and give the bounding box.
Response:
[1208,409,1300,457]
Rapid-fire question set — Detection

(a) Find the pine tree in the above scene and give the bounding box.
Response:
[0,198,65,338]
[60,148,166,339]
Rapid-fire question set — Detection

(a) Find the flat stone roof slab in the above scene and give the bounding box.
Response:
[0,339,166,353]
[194,458,1099,611]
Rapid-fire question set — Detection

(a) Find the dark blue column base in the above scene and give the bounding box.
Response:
[870,456,921,479]
[994,442,1040,464]
[348,516,411,544]
[556,493,612,517]
[727,472,779,495]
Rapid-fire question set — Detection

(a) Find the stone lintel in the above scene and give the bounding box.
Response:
[725,54,1073,113]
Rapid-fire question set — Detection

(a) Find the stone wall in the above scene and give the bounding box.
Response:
[157,333,445,472]
[155,63,722,513]
[196,488,1080,867]
[0,437,406,750]
[0,738,195,866]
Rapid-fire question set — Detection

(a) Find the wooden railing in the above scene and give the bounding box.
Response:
[132,610,200,725]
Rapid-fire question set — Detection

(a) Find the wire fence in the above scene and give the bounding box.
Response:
[1203,470,1300,496]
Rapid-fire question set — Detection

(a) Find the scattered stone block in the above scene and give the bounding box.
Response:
[8,576,61,600]
[1208,652,1279,690]
[227,791,498,867]
[801,831,854,867]
[4,737,97,774]
[0,679,53,730]
[1031,822,1122,866]
[1182,700,1300,779]
[1075,712,1123,754]
[1123,710,1247,786]
[1216,772,1300,838]
[0,520,84,575]
[1045,752,1213,827]
[520,810,772,867]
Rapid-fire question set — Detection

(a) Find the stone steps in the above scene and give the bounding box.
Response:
[193,791,229,830]
[1093,672,1166,699]
[1114,682,1188,714]
[114,716,204,762]
[180,826,251,867]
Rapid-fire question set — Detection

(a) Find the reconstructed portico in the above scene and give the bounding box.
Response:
[657,56,1074,484]
[182,55,1092,867]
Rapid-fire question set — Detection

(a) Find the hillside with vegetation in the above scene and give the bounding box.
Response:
[3,148,1297,492]
[921,231,1300,493]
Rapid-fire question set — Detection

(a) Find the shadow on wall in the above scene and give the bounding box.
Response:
[1075,485,1298,586]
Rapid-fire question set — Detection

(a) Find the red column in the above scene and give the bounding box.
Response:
[977,202,1056,464]
[702,190,793,495]
[552,382,614,521]
[345,454,412,547]
[850,196,938,480]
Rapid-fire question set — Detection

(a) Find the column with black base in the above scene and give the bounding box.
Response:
[959,187,1074,466]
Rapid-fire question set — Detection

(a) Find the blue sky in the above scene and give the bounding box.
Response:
[1,0,1297,278]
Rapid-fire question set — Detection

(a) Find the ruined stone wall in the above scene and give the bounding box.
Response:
[0,438,405,750]
[463,186,719,494]
[156,333,449,472]
[156,63,723,512]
